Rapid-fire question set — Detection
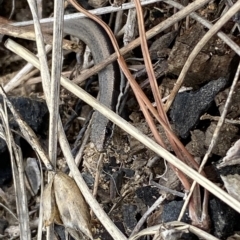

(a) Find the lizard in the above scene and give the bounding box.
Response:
[63,18,120,152]
[1,15,121,152]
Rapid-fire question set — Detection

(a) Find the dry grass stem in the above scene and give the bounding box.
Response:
[27,0,51,104]
[12,0,164,27]
[129,221,219,240]
[0,104,31,239]
[48,0,64,170]
[4,64,41,93]
[3,47,52,93]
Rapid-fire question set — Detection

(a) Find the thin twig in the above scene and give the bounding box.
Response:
[37,156,44,240]
[9,0,15,19]
[0,202,17,221]
[150,180,185,198]
[200,114,240,125]
[0,24,77,52]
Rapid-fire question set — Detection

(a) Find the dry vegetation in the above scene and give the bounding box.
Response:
[0,0,240,239]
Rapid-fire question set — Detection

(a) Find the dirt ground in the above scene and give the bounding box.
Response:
[0,0,240,239]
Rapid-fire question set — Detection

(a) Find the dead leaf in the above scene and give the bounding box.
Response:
[220,174,240,202]
[42,176,62,226]
[227,232,240,240]
[25,158,41,195]
[217,139,240,168]
[54,172,92,240]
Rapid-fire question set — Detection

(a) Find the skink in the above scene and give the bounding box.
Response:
[64,19,120,151]
[11,17,120,151]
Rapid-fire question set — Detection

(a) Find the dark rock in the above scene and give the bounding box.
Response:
[122,204,138,234]
[54,225,66,240]
[161,201,198,240]
[135,186,160,207]
[5,96,48,133]
[209,198,240,239]
[122,168,135,178]
[108,156,118,168]
[181,232,199,240]
[0,218,8,234]
[0,96,48,154]
[170,77,227,138]
[216,164,240,176]
[82,172,94,188]
[0,151,12,186]
[161,200,190,224]
[233,12,240,24]
[149,31,178,60]
[0,97,48,187]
